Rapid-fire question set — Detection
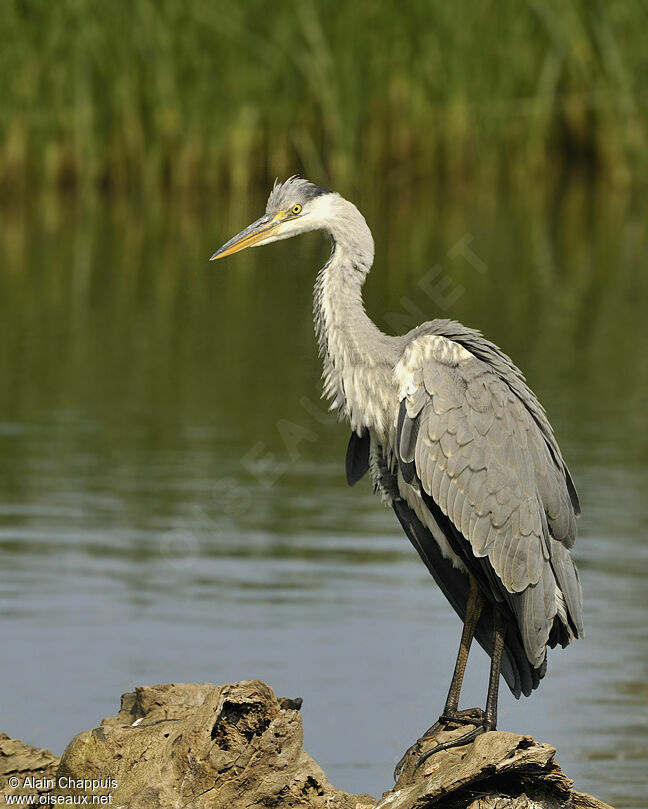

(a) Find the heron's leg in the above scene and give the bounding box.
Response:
[393,577,484,779]
[415,607,507,768]
[482,606,505,730]
[417,575,484,741]
[440,575,484,721]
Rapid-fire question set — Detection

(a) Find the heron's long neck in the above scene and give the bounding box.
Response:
[313,201,396,434]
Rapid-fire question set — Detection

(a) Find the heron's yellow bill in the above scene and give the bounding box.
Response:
[210,213,280,261]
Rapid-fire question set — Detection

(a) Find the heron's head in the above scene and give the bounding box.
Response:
[210,177,335,261]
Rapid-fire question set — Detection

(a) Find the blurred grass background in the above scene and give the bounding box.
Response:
[1,0,647,196]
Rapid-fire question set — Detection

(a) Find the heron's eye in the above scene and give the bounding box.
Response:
[291,204,302,215]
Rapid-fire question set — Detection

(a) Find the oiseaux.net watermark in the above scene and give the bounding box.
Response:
[4,776,117,805]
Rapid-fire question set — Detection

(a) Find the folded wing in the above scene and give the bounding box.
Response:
[394,332,583,676]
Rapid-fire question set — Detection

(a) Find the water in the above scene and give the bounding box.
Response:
[1,185,647,808]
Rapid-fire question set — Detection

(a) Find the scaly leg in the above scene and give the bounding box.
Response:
[482,606,505,730]
[435,575,485,726]
[416,606,507,768]
[393,576,484,779]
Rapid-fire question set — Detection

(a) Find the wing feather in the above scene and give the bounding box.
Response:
[394,332,583,672]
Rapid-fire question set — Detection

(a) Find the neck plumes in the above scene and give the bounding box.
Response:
[312,196,395,436]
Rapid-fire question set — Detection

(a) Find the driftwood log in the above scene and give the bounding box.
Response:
[0,680,613,809]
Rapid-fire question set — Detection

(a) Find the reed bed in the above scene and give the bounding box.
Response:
[1,0,647,194]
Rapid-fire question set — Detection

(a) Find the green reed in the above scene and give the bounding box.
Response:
[1,0,647,195]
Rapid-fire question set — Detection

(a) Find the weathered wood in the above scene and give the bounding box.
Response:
[0,681,614,809]
[0,732,59,801]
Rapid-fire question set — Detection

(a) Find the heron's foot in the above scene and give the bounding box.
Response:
[393,708,490,780]
[421,707,485,738]
[417,722,489,768]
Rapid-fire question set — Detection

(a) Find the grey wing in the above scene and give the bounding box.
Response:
[394,334,583,672]
[408,318,581,518]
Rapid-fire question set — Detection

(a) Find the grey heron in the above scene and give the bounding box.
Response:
[210,178,583,773]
